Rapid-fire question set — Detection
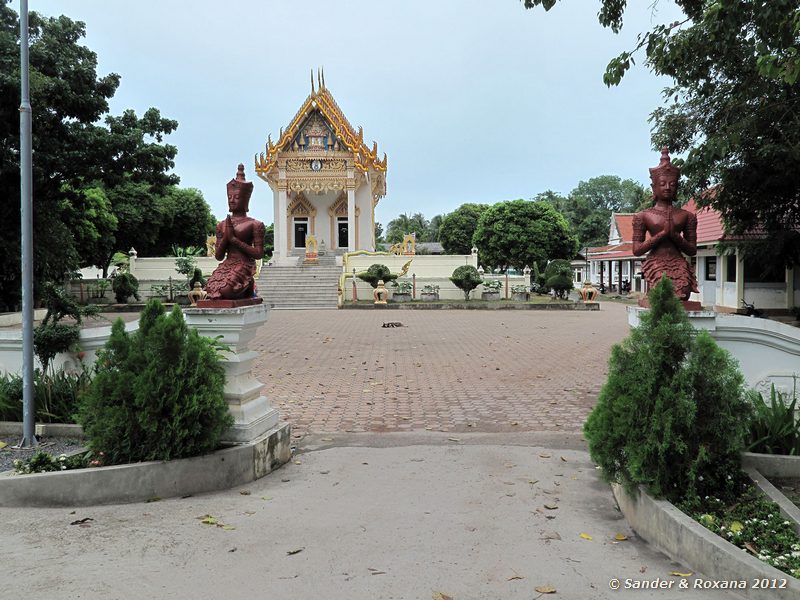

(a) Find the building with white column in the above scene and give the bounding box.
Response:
[254,72,387,265]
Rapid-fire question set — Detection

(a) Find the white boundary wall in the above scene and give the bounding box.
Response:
[343,253,529,300]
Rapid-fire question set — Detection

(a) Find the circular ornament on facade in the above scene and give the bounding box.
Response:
[310,159,322,172]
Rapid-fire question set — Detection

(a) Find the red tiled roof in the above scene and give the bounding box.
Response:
[684,198,725,244]
[588,242,636,261]
[613,214,635,243]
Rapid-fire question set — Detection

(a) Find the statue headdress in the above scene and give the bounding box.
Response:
[227,163,254,209]
[649,147,680,185]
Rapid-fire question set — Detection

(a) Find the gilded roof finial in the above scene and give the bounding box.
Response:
[310,69,315,94]
[321,67,325,89]
[317,68,322,91]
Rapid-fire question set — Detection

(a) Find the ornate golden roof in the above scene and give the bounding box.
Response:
[255,72,388,177]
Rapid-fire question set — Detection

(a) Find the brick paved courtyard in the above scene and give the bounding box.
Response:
[252,302,631,437]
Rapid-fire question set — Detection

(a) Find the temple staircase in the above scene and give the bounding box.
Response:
[256,254,340,310]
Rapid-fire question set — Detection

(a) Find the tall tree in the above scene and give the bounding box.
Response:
[472,199,577,271]
[523,0,800,264]
[385,212,429,244]
[439,203,489,254]
[0,3,182,309]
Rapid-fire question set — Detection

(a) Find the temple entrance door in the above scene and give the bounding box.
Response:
[337,217,349,249]
[293,218,308,249]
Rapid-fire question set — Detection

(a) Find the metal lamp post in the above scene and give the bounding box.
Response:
[19,0,36,448]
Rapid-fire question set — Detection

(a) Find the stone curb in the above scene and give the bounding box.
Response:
[339,301,600,310]
[612,483,800,600]
[0,422,291,507]
[0,421,84,438]
[743,452,800,479]
[747,467,800,536]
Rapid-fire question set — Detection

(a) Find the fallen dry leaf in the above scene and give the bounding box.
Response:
[507,575,524,581]
[199,515,218,525]
[539,453,551,458]
[534,584,557,594]
[432,592,454,600]
[286,547,305,556]
[321,437,333,442]
[0,441,7,449]
[69,517,93,526]
[541,531,561,540]
[544,503,559,510]
[239,490,251,495]
[670,571,693,577]
[614,533,628,541]
[560,456,567,462]
[579,533,593,541]
[448,437,461,442]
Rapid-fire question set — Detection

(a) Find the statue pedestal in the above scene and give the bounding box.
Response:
[183,303,284,444]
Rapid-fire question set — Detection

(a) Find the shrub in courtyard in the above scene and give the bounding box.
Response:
[111,272,140,303]
[358,263,398,288]
[584,276,752,505]
[79,300,232,464]
[33,282,99,373]
[544,259,573,299]
[450,265,482,301]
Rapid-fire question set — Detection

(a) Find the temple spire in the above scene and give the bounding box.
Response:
[310,69,315,94]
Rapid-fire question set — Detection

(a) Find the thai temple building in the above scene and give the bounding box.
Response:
[255,71,387,266]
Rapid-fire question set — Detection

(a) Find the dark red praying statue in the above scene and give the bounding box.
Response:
[632,148,698,302]
[204,164,266,300]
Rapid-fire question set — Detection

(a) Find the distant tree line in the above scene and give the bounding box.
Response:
[377,175,649,271]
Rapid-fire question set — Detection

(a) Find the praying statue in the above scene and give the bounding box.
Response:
[632,148,698,301]
[205,164,266,300]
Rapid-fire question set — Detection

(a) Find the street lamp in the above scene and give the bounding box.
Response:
[18,0,36,448]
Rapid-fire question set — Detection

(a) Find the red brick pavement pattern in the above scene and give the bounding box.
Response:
[251,303,631,436]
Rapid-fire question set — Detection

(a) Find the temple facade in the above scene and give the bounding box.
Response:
[255,73,387,265]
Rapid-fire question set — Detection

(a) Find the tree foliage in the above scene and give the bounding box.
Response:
[537,177,649,249]
[583,277,752,505]
[439,203,489,254]
[523,0,800,265]
[472,199,577,271]
[385,212,442,244]
[0,4,212,308]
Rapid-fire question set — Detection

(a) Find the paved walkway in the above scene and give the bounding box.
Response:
[254,302,631,437]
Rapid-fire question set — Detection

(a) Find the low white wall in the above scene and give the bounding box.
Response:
[627,307,800,394]
[129,256,220,280]
[342,253,530,301]
[0,319,140,376]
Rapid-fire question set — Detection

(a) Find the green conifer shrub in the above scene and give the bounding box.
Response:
[583,276,752,505]
[111,272,140,303]
[79,300,232,464]
[450,265,483,301]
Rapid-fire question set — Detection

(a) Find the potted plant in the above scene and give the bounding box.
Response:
[391,280,412,302]
[510,284,529,302]
[481,279,502,300]
[420,284,439,302]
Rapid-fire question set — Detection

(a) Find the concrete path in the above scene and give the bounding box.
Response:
[0,303,743,598]
[1,433,737,599]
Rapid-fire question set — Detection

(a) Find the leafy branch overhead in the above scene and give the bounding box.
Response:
[523,0,800,265]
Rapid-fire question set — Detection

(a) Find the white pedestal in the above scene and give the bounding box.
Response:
[183,304,280,443]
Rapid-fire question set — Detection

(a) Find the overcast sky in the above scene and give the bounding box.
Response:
[32,0,682,228]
